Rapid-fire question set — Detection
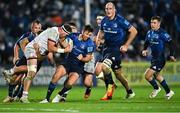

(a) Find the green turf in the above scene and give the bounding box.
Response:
[0,85,180,112]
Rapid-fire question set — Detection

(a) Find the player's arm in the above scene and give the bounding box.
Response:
[47,39,71,53]
[13,43,20,64]
[96,30,104,47]
[47,52,56,67]
[120,26,138,53]
[167,40,176,62]
[142,40,150,57]
[77,53,93,63]
[19,38,29,52]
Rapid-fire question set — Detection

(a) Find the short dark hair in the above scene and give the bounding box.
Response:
[67,22,77,28]
[151,16,162,23]
[32,19,41,24]
[83,25,93,32]
[62,24,72,34]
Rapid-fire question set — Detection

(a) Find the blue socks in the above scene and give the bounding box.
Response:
[8,84,16,97]
[160,79,170,94]
[149,78,159,89]
[46,82,57,101]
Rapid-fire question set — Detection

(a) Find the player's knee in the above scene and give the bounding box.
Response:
[84,76,92,87]
[145,74,151,81]
[27,65,37,73]
[95,63,103,76]
[64,82,72,89]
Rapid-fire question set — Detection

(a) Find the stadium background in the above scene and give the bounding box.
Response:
[0,0,180,86]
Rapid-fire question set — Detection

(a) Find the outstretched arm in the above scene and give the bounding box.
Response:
[13,43,20,64]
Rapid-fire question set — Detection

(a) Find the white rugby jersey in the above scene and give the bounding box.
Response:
[28,27,60,55]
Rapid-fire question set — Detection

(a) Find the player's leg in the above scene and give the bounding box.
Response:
[155,73,174,99]
[83,60,95,99]
[83,72,93,99]
[3,56,27,83]
[3,83,16,103]
[145,68,161,98]
[20,58,37,103]
[3,73,25,103]
[114,68,135,99]
[12,74,25,100]
[3,56,27,77]
[40,65,67,103]
[100,58,116,100]
[52,72,79,103]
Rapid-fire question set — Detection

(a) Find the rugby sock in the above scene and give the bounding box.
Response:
[46,82,57,101]
[85,87,92,95]
[22,91,28,97]
[62,91,70,98]
[104,77,109,89]
[160,79,170,94]
[58,86,72,96]
[149,78,159,89]
[18,84,23,98]
[13,84,23,98]
[106,73,114,85]
[13,84,21,97]
[8,84,16,97]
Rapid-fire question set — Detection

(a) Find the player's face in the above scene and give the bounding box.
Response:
[105,3,115,19]
[82,31,93,41]
[96,16,103,27]
[150,19,160,31]
[70,26,78,33]
[31,23,42,35]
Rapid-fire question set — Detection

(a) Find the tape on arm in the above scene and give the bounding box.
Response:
[57,48,65,53]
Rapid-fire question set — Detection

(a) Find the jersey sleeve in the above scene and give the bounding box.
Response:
[86,41,95,54]
[162,32,172,42]
[100,18,105,31]
[118,16,132,30]
[48,28,59,42]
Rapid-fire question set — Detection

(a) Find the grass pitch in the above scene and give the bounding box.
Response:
[0,85,180,112]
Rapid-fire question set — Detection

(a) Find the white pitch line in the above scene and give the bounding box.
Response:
[0,107,79,112]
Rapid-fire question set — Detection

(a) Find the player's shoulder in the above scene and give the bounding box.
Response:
[159,28,170,37]
[101,16,108,22]
[159,28,168,34]
[147,29,153,34]
[23,31,31,37]
[68,32,80,38]
[87,37,95,46]
[19,31,31,40]
[50,27,59,32]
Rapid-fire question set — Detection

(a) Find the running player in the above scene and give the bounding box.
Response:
[142,16,175,100]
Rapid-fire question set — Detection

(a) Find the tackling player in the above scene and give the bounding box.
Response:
[51,25,95,103]
[20,24,72,103]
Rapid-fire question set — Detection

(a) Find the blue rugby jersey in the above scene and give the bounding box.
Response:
[100,14,132,52]
[67,33,95,64]
[145,28,172,60]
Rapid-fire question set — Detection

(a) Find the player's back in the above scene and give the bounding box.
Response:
[28,27,60,55]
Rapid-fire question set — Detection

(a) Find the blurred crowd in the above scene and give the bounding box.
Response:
[0,0,180,65]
